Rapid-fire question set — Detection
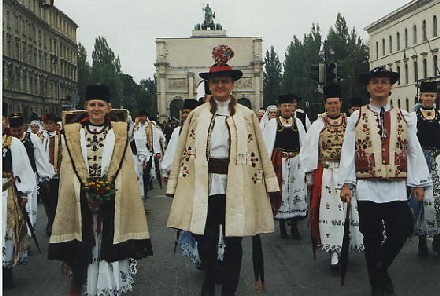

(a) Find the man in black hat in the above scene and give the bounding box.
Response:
[8,113,55,242]
[338,67,432,295]
[347,97,363,116]
[133,110,162,198]
[2,115,36,289]
[262,94,307,239]
[411,80,440,256]
[39,112,64,236]
[291,94,311,131]
[301,85,363,270]
[162,99,199,179]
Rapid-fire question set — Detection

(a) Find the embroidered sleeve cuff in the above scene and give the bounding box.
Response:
[265,176,280,193]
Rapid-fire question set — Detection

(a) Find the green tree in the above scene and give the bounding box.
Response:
[90,36,123,108]
[140,76,157,117]
[282,24,323,119]
[263,46,282,107]
[327,13,369,107]
[77,43,91,100]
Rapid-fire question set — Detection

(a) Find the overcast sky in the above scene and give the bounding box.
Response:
[55,0,410,83]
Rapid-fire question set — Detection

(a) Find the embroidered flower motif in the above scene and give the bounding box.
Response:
[252,170,263,184]
[247,133,253,143]
[189,129,196,139]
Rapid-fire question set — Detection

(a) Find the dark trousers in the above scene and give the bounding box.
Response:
[39,178,60,233]
[142,158,152,198]
[194,194,243,296]
[358,201,413,287]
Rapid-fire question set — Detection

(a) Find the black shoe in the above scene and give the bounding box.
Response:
[2,267,13,290]
[382,271,394,294]
[371,286,384,296]
[418,235,429,257]
[279,221,288,239]
[201,282,215,296]
[433,235,440,254]
[290,225,301,240]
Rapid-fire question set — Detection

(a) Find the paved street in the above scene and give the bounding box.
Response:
[4,187,440,296]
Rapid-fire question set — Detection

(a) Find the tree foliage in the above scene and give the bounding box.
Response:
[263,46,282,107]
[77,36,157,116]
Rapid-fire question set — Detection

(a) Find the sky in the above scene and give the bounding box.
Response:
[55,0,411,83]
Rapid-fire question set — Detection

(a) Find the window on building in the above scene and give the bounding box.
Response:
[413,25,417,45]
[434,16,438,37]
[414,60,418,82]
[397,65,401,85]
[405,28,408,48]
[376,41,379,59]
[382,38,386,56]
[406,98,409,111]
[434,55,438,76]
[423,58,427,78]
[389,35,393,53]
[397,32,401,51]
[405,63,409,84]
[398,99,401,108]
[390,99,393,107]
[423,20,427,41]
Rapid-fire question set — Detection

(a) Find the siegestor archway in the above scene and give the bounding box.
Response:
[169,97,184,120]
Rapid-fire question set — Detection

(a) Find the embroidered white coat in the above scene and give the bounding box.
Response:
[166,103,279,237]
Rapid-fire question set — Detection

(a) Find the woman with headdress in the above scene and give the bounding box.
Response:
[48,85,153,296]
[259,105,279,130]
[167,45,279,296]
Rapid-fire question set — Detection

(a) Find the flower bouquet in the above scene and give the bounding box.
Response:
[83,177,116,208]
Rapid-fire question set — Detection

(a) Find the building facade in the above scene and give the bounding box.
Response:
[3,0,78,119]
[155,9,263,119]
[365,0,440,111]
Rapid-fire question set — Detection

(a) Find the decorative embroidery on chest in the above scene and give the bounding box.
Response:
[319,115,346,161]
[182,147,195,161]
[85,126,109,178]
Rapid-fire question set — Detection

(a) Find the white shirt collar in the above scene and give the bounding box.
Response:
[214,99,231,116]
[369,103,391,113]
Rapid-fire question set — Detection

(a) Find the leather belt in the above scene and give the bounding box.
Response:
[208,158,229,175]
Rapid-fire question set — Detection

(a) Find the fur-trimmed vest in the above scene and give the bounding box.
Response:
[354,106,408,180]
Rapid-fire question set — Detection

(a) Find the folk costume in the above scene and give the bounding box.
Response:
[338,67,432,295]
[412,81,440,255]
[2,134,36,288]
[301,85,363,269]
[263,94,307,239]
[48,85,152,296]
[133,111,161,198]
[167,45,279,296]
[8,113,55,239]
[161,99,203,265]
[39,113,64,235]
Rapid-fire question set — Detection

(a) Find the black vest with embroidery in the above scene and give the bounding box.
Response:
[274,117,300,152]
[22,132,37,173]
[416,109,440,150]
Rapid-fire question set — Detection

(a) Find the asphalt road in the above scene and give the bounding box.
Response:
[3,186,440,296]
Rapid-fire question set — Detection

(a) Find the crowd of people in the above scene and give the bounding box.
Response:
[2,45,439,296]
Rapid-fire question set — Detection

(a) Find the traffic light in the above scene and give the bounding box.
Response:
[311,63,325,85]
[326,63,336,85]
[325,63,342,85]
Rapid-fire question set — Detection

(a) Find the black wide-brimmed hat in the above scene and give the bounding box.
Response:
[359,67,399,85]
[278,94,302,105]
[323,84,342,99]
[8,113,24,128]
[348,97,363,107]
[86,85,110,102]
[182,99,199,110]
[199,45,243,81]
[419,81,438,93]
[136,110,149,117]
[42,113,58,123]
